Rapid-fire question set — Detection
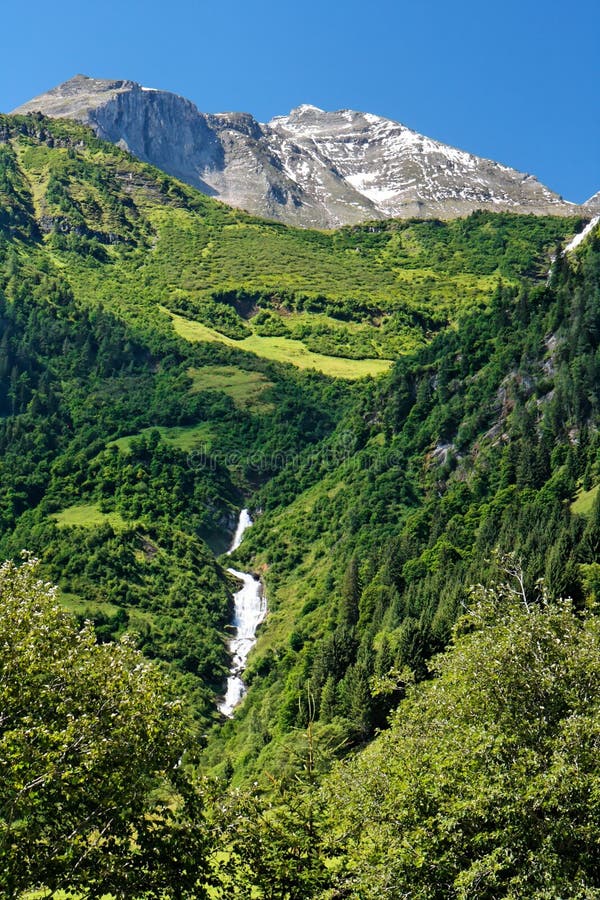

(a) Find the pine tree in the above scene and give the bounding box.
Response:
[339,555,361,627]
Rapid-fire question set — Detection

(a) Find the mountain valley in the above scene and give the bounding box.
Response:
[1,108,599,897]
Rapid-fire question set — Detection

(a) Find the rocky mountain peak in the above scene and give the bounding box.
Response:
[290,103,325,115]
[11,75,591,228]
[272,103,326,123]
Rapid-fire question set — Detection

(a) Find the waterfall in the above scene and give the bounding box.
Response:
[218,510,267,717]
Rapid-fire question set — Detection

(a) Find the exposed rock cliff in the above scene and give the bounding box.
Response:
[14,75,589,228]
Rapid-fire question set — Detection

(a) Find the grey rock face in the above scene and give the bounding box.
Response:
[13,75,589,228]
[584,191,600,213]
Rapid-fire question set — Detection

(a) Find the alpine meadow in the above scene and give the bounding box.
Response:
[0,104,599,899]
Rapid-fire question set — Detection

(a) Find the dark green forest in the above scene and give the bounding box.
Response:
[0,114,599,898]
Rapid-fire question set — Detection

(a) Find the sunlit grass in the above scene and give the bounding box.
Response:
[572,485,599,516]
[110,422,214,453]
[187,365,275,411]
[168,312,392,379]
[60,594,121,618]
[52,504,127,530]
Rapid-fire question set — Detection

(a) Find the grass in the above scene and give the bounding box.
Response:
[571,485,599,516]
[110,422,214,453]
[241,478,346,661]
[60,591,172,644]
[167,312,393,379]
[187,365,275,411]
[6,126,578,377]
[52,504,128,530]
[61,593,121,618]
[146,208,398,304]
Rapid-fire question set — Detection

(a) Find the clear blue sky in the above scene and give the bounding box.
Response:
[1,0,598,202]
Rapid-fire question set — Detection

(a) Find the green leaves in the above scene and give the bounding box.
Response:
[324,567,600,898]
[0,555,210,898]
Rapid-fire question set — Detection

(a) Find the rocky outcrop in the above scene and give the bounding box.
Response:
[13,75,593,228]
[584,191,600,213]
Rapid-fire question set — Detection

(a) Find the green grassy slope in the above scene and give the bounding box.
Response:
[0,111,595,739]
[201,228,600,782]
[1,113,600,899]
[1,114,584,371]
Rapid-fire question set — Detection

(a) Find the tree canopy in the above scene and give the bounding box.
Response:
[324,559,600,898]
[0,555,210,899]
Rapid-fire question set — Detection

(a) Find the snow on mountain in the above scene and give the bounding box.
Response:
[12,75,584,229]
[583,191,600,213]
[266,105,575,224]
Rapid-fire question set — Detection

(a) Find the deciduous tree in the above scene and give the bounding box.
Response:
[0,555,210,898]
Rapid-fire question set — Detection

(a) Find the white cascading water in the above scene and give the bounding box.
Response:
[218,509,267,717]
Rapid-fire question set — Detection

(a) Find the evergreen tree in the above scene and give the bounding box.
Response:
[326,564,600,899]
[339,555,361,627]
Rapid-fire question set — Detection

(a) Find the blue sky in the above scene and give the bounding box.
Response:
[2,0,598,202]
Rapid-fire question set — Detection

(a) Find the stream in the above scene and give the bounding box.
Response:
[214,223,600,719]
[218,509,267,717]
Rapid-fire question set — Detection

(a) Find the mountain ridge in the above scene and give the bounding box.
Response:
[13,74,589,228]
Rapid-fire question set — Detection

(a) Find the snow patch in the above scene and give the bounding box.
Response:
[294,103,324,114]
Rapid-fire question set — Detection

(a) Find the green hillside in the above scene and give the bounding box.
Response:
[1,113,582,369]
[202,230,600,781]
[1,113,599,897]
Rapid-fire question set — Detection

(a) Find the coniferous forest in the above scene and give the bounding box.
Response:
[0,113,599,898]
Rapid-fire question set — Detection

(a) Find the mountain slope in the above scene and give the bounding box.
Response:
[2,112,582,370]
[0,113,357,724]
[13,75,583,228]
[202,218,600,785]
[0,110,596,743]
[1,103,600,899]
